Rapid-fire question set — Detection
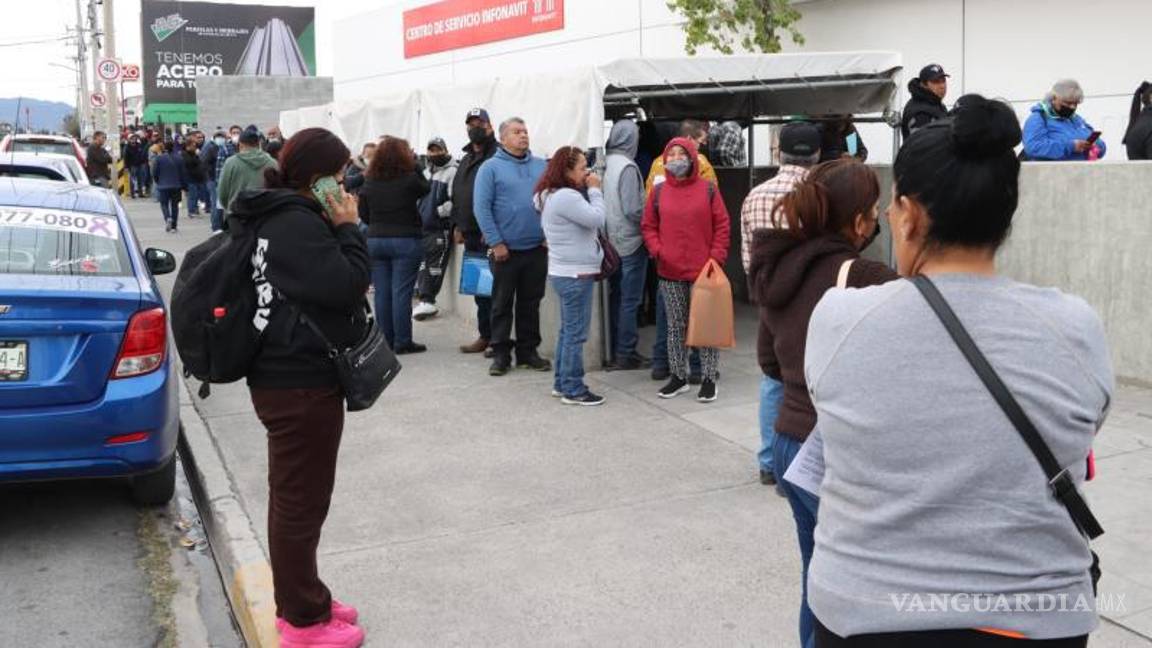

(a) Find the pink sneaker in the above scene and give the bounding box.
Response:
[277,618,364,648]
[331,599,359,626]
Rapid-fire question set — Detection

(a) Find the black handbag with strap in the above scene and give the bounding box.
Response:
[297,306,402,413]
[911,275,1103,594]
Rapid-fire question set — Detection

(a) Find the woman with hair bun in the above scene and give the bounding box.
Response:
[1123,81,1152,160]
[748,158,898,648]
[228,127,370,648]
[805,96,1113,647]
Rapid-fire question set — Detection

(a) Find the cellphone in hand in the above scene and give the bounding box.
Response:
[1086,131,1102,145]
[310,176,343,218]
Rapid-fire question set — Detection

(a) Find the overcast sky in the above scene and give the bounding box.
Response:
[3,0,381,106]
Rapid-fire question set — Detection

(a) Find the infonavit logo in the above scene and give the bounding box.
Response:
[151,13,189,42]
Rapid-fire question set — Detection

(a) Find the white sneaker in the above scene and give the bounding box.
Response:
[412,302,439,321]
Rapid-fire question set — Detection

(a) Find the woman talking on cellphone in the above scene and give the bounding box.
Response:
[228,127,371,648]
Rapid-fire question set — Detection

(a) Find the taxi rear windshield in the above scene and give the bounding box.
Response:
[0,208,130,276]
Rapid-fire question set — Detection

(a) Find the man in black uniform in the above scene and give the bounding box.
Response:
[901,64,950,139]
[451,108,499,355]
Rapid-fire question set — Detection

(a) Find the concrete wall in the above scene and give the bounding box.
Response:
[436,249,607,368]
[999,162,1152,385]
[196,76,333,131]
[436,162,1150,384]
[784,0,1152,161]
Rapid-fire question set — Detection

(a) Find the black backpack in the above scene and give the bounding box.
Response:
[170,216,268,397]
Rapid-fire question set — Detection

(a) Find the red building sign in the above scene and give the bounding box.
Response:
[403,0,564,58]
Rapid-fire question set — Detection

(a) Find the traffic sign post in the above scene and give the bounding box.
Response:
[121,64,140,82]
[96,58,122,83]
[90,92,107,109]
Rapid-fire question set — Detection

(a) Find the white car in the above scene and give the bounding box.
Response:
[0,134,87,166]
[0,152,90,184]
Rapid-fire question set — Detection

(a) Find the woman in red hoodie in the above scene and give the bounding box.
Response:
[641,137,731,402]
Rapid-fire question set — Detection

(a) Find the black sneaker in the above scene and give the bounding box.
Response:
[489,358,511,376]
[759,470,777,486]
[395,342,427,355]
[612,354,651,371]
[561,392,605,407]
[697,379,718,403]
[658,376,690,399]
[651,366,670,381]
[517,355,552,372]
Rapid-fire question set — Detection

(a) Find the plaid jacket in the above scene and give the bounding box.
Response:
[739,164,808,272]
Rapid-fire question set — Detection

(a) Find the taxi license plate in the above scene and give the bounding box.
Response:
[0,341,28,381]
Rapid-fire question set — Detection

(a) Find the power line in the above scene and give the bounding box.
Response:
[0,35,74,48]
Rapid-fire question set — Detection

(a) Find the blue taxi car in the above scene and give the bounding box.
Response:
[0,178,179,504]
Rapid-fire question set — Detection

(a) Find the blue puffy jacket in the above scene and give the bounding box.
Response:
[1022,101,1107,161]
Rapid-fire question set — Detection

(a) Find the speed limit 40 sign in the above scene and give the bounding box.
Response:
[96,58,122,83]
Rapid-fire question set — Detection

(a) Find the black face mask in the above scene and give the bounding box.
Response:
[429,154,451,167]
[467,127,488,145]
[862,220,881,251]
[1055,105,1076,119]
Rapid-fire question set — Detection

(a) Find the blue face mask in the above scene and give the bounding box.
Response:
[665,158,692,178]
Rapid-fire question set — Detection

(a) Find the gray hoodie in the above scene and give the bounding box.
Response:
[602,121,645,256]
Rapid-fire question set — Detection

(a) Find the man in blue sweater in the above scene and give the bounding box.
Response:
[474,117,550,376]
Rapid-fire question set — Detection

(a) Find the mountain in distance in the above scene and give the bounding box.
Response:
[0,97,76,133]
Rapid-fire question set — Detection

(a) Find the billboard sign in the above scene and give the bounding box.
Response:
[403,0,564,59]
[140,1,316,121]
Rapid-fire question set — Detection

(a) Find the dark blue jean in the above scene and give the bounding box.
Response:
[204,180,219,228]
[774,433,820,648]
[130,165,150,196]
[652,288,701,373]
[550,275,595,398]
[187,182,207,215]
[608,247,648,360]
[368,237,423,348]
[156,188,181,227]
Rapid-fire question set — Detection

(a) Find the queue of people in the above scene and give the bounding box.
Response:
[178,83,1121,646]
[737,94,1113,648]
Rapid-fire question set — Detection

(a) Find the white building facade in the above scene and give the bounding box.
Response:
[334,0,1151,160]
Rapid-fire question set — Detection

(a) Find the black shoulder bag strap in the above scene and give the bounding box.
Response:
[910,275,1104,540]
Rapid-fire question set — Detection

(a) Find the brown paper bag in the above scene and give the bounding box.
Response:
[686,259,736,349]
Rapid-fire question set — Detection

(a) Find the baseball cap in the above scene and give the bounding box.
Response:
[779,122,821,157]
[918,64,950,82]
[465,108,490,124]
[427,137,448,151]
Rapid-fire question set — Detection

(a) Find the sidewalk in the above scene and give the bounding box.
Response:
[129,201,1152,646]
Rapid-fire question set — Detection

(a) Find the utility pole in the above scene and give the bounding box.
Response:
[74,0,89,136]
[102,0,121,159]
[87,0,100,137]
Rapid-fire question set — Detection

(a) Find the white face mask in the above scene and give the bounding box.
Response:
[230,134,240,144]
[214,137,226,147]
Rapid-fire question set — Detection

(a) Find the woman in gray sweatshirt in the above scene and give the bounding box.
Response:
[804,96,1111,647]
[536,146,606,406]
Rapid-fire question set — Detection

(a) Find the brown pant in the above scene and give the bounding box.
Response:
[250,386,345,627]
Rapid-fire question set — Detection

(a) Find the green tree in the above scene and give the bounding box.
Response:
[667,0,805,55]
[61,112,81,139]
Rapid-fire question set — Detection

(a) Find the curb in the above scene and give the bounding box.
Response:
[178,381,278,647]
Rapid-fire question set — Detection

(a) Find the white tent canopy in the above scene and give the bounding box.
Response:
[280,51,902,157]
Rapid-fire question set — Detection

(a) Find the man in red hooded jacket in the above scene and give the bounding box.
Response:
[641,137,730,403]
